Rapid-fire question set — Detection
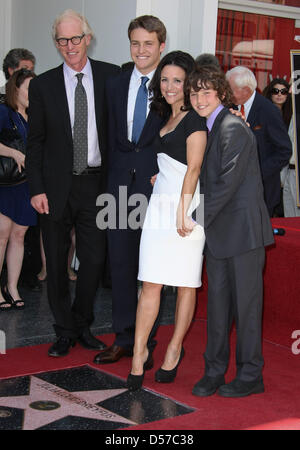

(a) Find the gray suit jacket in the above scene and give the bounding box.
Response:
[200,108,274,259]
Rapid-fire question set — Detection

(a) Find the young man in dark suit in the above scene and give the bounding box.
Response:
[226,66,292,217]
[26,9,120,357]
[188,66,274,398]
[94,16,166,365]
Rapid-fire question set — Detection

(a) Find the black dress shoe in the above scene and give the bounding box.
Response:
[192,374,225,397]
[94,344,133,364]
[155,347,185,383]
[48,337,76,357]
[77,330,107,350]
[218,377,264,398]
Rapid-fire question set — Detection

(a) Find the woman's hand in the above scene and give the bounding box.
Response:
[150,174,158,186]
[12,149,25,173]
[176,210,196,237]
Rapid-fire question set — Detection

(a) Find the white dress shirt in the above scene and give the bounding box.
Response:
[127,66,155,142]
[63,59,101,167]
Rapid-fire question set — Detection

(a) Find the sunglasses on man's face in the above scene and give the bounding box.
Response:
[271,87,289,95]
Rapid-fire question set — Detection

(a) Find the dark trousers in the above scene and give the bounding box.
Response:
[41,174,106,338]
[108,226,161,349]
[204,246,265,382]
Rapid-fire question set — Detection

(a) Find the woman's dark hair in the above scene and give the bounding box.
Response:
[5,68,36,111]
[150,50,196,117]
[186,65,233,107]
[262,77,292,129]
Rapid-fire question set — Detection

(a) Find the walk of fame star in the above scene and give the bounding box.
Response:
[0,366,193,430]
[0,376,135,430]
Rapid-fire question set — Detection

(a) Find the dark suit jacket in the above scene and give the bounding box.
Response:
[106,69,165,206]
[200,108,274,259]
[247,92,292,212]
[26,58,120,220]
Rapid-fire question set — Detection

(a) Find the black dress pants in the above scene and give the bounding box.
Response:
[108,225,161,349]
[41,174,106,338]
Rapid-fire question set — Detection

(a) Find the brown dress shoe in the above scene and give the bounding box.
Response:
[93,344,133,364]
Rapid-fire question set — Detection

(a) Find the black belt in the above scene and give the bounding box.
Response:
[73,166,101,175]
[289,164,295,170]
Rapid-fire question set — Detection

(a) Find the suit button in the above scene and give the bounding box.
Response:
[135,147,140,153]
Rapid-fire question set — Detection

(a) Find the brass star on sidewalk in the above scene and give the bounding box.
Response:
[0,376,136,430]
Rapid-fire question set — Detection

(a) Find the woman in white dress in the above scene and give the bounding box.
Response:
[127,51,207,391]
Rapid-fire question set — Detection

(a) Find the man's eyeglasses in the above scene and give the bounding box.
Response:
[271,87,289,95]
[56,34,85,47]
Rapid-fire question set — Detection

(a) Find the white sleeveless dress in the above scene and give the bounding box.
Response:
[138,110,206,288]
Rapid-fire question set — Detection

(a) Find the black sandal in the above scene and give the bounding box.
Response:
[2,285,24,309]
[0,298,12,311]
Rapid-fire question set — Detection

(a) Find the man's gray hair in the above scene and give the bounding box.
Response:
[52,9,94,41]
[226,66,257,92]
[2,48,36,80]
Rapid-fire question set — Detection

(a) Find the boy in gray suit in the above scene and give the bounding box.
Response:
[187,66,274,398]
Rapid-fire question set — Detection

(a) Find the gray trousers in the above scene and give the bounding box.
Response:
[204,246,265,382]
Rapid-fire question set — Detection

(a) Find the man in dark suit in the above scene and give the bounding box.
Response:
[226,66,292,217]
[94,15,166,365]
[188,66,274,398]
[26,9,120,357]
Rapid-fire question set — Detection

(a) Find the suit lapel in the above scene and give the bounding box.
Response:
[90,59,101,133]
[201,108,228,171]
[138,108,163,144]
[120,70,133,141]
[246,91,259,127]
[51,65,73,145]
[90,58,106,140]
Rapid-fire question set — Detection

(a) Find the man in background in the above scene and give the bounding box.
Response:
[0,48,35,103]
[226,66,292,217]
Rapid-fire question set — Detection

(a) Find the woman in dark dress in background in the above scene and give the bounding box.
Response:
[262,78,292,129]
[0,69,36,310]
[263,78,293,217]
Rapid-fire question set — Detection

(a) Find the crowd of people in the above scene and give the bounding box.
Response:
[0,8,297,398]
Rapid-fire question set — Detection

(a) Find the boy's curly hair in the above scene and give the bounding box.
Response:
[186,65,233,107]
